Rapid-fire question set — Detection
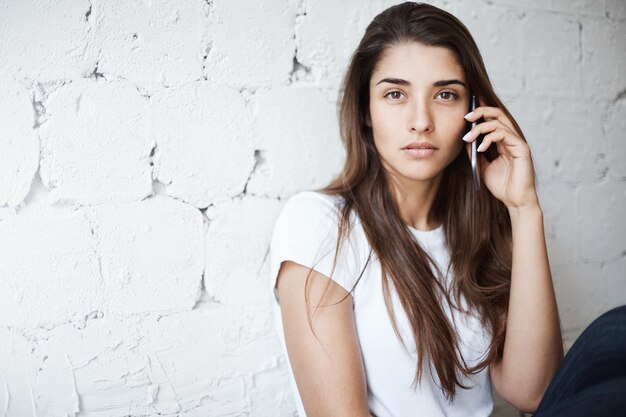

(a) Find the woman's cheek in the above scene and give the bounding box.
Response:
[441,114,466,142]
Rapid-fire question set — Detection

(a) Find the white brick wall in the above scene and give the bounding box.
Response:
[0,1,623,416]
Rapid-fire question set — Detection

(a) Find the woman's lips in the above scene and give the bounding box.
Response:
[403,148,436,158]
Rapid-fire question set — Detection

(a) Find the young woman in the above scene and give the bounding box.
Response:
[268,2,626,416]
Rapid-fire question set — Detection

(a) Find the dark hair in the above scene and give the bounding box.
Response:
[310,2,531,400]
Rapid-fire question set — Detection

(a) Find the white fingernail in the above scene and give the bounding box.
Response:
[462,131,471,142]
[464,111,473,119]
[477,142,486,152]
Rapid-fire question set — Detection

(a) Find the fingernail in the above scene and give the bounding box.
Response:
[477,142,486,152]
[464,111,473,119]
[462,131,472,142]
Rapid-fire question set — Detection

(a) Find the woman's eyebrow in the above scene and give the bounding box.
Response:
[375,78,467,88]
[376,77,411,86]
[433,79,466,88]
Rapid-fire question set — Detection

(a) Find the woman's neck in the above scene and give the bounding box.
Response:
[389,173,442,231]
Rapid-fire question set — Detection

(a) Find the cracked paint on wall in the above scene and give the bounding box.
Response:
[0,0,624,416]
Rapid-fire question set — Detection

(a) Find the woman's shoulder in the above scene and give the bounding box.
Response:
[280,190,345,219]
[270,190,364,296]
[286,190,344,206]
[271,190,351,253]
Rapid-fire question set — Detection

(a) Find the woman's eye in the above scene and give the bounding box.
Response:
[438,91,458,100]
[385,91,404,100]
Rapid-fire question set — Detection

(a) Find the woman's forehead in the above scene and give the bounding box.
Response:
[372,42,465,84]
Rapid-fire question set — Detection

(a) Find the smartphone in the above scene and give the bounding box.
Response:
[467,94,483,192]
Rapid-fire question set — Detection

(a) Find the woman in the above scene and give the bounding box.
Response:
[268,2,626,416]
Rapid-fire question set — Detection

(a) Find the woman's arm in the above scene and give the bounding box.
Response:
[463,105,564,413]
[276,260,373,417]
[490,205,564,413]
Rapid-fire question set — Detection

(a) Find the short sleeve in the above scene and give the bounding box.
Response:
[269,191,360,303]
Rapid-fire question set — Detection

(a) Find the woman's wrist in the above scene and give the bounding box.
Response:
[507,202,543,220]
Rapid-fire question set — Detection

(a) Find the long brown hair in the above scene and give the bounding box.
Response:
[306,2,531,400]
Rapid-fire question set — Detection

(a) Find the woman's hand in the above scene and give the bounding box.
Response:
[462,106,540,210]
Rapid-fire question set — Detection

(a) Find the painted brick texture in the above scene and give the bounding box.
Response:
[0,1,624,416]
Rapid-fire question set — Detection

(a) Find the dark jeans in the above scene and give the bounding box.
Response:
[533,304,626,417]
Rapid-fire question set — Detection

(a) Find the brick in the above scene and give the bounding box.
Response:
[0,196,202,326]
[202,0,297,87]
[601,257,626,314]
[293,0,365,88]
[506,95,607,185]
[44,317,180,416]
[577,181,626,262]
[246,87,345,198]
[38,79,153,205]
[0,0,98,82]
[0,329,40,417]
[606,0,626,20]
[96,0,204,85]
[486,0,555,11]
[553,262,606,332]
[248,361,296,417]
[0,78,39,207]
[0,205,101,327]
[151,83,255,208]
[547,97,606,183]
[142,307,248,415]
[32,343,80,416]
[581,17,626,99]
[551,0,612,17]
[521,11,581,97]
[205,196,281,309]
[603,96,626,179]
[87,196,204,315]
[538,181,580,268]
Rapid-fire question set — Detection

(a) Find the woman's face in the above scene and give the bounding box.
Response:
[368,41,469,190]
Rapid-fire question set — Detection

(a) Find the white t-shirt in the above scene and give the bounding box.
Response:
[269,190,493,417]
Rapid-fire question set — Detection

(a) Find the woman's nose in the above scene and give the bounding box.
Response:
[407,100,434,133]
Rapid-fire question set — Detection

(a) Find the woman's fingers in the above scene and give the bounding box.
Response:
[464,105,518,134]
[462,118,528,157]
[477,129,507,153]
[462,119,511,143]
